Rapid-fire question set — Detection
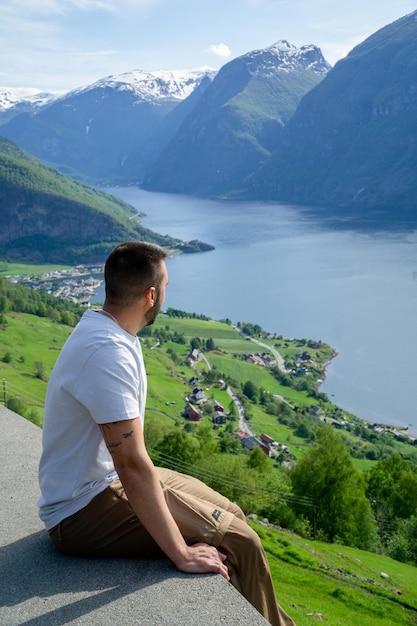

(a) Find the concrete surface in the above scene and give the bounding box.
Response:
[0,406,269,625]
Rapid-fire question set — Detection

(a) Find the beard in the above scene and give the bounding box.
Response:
[145,290,162,326]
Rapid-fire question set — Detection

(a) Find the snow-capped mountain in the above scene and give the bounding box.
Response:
[67,68,217,103]
[0,67,216,182]
[1,68,214,112]
[0,87,62,113]
[256,40,331,76]
[144,40,331,196]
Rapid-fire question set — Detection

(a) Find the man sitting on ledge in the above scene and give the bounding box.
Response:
[38,241,295,626]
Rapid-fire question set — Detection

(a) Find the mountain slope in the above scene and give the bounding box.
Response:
[143,41,330,197]
[0,137,180,263]
[0,69,215,184]
[0,88,61,125]
[251,11,417,212]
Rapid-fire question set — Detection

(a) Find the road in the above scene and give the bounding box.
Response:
[247,337,287,372]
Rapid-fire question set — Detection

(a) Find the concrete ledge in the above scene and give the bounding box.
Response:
[0,407,269,625]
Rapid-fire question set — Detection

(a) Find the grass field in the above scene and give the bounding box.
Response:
[255,522,417,625]
[2,308,417,623]
[1,309,413,471]
[0,312,72,420]
[0,262,71,276]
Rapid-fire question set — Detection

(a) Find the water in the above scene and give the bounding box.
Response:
[98,187,417,434]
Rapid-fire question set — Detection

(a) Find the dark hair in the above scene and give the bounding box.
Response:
[104,241,167,306]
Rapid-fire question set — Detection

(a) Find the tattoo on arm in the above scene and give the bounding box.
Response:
[100,424,121,455]
[100,424,134,455]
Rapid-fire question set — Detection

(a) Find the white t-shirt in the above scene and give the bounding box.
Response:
[38,309,147,530]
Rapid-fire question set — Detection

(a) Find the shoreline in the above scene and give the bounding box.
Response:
[319,350,416,441]
[3,267,415,442]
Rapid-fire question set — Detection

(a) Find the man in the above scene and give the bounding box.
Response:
[38,241,295,626]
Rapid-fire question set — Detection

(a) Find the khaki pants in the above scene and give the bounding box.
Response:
[49,468,295,626]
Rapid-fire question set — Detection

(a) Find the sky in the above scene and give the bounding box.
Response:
[0,0,416,93]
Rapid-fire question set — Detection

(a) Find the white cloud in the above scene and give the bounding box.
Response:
[68,49,119,57]
[3,0,159,14]
[207,43,232,58]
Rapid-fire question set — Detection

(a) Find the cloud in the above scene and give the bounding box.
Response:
[207,43,232,58]
[3,0,159,13]
[68,49,119,57]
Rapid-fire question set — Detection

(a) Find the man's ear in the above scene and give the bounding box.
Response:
[145,286,156,306]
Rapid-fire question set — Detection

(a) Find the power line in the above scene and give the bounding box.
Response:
[149,448,316,510]
[2,378,44,407]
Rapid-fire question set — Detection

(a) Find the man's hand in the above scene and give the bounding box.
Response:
[99,419,229,580]
[175,542,230,581]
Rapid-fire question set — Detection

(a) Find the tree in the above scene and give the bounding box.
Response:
[60,310,76,326]
[387,516,417,565]
[228,399,238,419]
[190,337,202,351]
[246,446,270,474]
[154,429,201,470]
[0,295,10,313]
[6,397,27,418]
[205,337,215,351]
[33,360,47,381]
[366,453,417,542]
[218,431,241,454]
[290,427,377,549]
[242,380,258,402]
[36,301,47,317]
[2,351,12,363]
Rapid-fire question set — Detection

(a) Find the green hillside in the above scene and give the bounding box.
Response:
[0,136,183,263]
[1,285,417,625]
[257,523,417,625]
[144,46,327,197]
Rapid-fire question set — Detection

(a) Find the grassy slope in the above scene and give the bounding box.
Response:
[260,521,417,625]
[0,137,138,223]
[1,310,417,623]
[2,310,415,460]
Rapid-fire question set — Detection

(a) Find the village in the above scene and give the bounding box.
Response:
[5,266,414,449]
[5,265,104,304]
[179,345,415,463]
[181,372,296,463]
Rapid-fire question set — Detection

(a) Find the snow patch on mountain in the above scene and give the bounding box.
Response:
[67,68,217,103]
[244,40,331,77]
[0,87,63,112]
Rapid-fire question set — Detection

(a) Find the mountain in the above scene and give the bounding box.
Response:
[0,69,215,184]
[143,41,331,196]
[0,137,183,264]
[250,11,417,212]
[0,88,62,125]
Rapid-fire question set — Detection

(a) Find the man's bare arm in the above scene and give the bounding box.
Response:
[99,418,229,579]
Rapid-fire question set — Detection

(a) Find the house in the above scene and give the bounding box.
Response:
[233,431,248,441]
[311,405,323,417]
[240,436,270,456]
[321,416,345,429]
[262,354,275,367]
[191,388,207,404]
[260,433,277,447]
[185,349,200,365]
[290,366,308,377]
[212,411,227,425]
[182,402,203,422]
[259,444,271,456]
[241,436,262,451]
